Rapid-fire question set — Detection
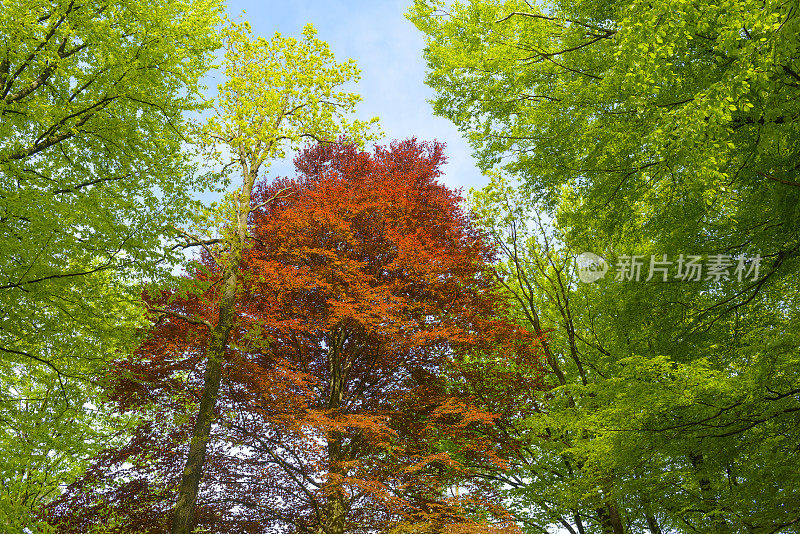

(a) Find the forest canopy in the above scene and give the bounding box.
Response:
[2,0,799,532]
[410,0,800,533]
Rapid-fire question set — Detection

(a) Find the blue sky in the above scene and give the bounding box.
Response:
[221,0,486,194]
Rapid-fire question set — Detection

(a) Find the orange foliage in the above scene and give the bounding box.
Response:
[47,140,543,533]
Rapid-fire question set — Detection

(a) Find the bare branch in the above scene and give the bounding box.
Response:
[251,187,293,211]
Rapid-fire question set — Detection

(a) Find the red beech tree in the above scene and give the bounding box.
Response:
[47,140,543,534]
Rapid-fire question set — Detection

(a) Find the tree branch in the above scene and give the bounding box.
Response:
[146,305,212,329]
[251,186,293,211]
[760,170,800,188]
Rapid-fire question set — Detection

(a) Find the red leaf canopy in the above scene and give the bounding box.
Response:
[47,140,541,534]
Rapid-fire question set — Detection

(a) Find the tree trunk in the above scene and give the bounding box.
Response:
[170,268,238,534]
[319,433,347,534]
[642,497,662,534]
[596,500,625,534]
[171,166,258,534]
[573,509,587,534]
[607,500,625,534]
[318,328,349,534]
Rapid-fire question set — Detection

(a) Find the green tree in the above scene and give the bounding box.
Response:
[409,0,800,273]
[470,174,800,534]
[0,0,223,529]
[164,20,378,534]
[469,178,633,534]
[411,0,800,532]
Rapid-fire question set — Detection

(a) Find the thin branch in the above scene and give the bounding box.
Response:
[0,346,71,397]
[759,170,800,188]
[146,305,212,329]
[172,225,223,258]
[0,263,115,291]
[53,173,130,194]
[251,187,293,211]
[495,10,616,36]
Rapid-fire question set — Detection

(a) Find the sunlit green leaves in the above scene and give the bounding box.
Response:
[0,0,224,527]
[416,1,800,530]
[198,19,380,173]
